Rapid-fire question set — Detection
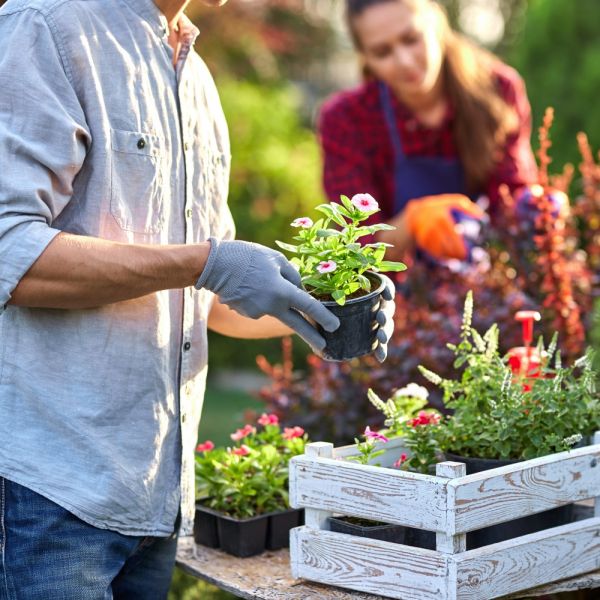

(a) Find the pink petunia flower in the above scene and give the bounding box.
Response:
[230,424,256,441]
[231,445,251,456]
[409,411,441,427]
[351,193,379,212]
[316,260,337,274]
[393,453,408,468]
[283,426,305,440]
[291,217,313,228]
[363,426,389,443]
[258,413,279,426]
[195,440,215,453]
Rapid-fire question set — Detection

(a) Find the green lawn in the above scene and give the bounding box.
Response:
[169,382,264,599]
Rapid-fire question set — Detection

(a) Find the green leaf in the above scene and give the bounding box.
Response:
[331,289,346,305]
[378,260,407,272]
[275,241,299,253]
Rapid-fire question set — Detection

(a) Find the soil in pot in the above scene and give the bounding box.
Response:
[444,452,574,549]
[217,512,269,558]
[329,516,406,544]
[317,272,385,361]
[193,502,220,549]
[266,508,304,550]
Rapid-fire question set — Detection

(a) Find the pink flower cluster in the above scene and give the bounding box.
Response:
[195,440,215,453]
[283,426,305,440]
[409,411,441,428]
[291,217,313,228]
[257,413,279,426]
[230,424,256,441]
[393,453,408,468]
[363,426,389,443]
[230,445,251,456]
[350,193,379,212]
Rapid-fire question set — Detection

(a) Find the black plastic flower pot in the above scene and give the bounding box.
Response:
[217,512,269,558]
[329,516,406,544]
[404,527,436,550]
[266,508,304,550]
[318,272,386,362]
[444,452,573,549]
[193,502,220,549]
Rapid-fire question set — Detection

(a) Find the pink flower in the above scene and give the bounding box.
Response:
[231,445,251,456]
[258,413,279,426]
[393,453,408,468]
[291,217,313,228]
[230,424,256,441]
[409,411,441,427]
[351,193,379,212]
[363,426,389,443]
[283,426,305,440]
[195,440,215,453]
[316,260,337,274]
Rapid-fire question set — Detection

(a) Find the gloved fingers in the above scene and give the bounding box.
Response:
[451,197,485,219]
[287,285,340,333]
[277,255,302,288]
[379,274,396,302]
[376,306,395,343]
[374,343,388,363]
[277,308,327,353]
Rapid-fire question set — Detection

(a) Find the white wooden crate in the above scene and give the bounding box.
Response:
[289,434,600,600]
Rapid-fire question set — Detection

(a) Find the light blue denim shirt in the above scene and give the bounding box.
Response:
[0,0,234,536]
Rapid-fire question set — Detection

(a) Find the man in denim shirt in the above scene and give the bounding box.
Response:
[0,0,395,596]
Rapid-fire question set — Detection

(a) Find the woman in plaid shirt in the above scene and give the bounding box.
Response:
[318,0,539,262]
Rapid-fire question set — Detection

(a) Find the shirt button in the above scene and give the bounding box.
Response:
[183,341,191,351]
[137,138,146,149]
[181,413,187,423]
[186,208,193,219]
[184,142,190,152]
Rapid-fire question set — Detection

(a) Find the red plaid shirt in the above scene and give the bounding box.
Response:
[318,62,537,223]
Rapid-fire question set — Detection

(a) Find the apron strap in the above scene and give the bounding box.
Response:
[378,82,405,162]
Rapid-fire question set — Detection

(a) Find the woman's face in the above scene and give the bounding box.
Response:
[353,1,444,99]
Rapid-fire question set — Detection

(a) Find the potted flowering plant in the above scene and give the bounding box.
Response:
[411,291,600,548]
[194,413,307,557]
[276,193,406,360]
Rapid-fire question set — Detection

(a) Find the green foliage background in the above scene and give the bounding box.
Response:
[509,0,600,173]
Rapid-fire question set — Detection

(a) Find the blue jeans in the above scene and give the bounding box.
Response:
[0,477,178,599]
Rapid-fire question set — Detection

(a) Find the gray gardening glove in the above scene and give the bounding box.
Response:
[196,238,340,353]
[374,274,396,363]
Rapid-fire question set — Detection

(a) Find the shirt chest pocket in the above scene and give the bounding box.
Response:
[110,129,165,235]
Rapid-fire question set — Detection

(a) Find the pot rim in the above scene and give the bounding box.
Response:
[318,271,385,307]
[195,500,292,522]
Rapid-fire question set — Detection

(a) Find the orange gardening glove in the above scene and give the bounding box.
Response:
[403,194,485,261]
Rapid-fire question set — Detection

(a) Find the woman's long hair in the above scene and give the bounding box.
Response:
[346,0,518,193]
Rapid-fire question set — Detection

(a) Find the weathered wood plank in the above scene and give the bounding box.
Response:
[436,462,467,555]
[305,443,334,531]
[291,527,449,600]
[453,517,600,599]
[449,444,600,534]
[290,455,447,530]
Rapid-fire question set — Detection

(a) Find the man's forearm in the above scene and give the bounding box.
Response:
[9,232,210,309]
[208,298,293,339]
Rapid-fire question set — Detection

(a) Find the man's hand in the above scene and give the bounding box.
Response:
[373,274,396,362]
[196,238,340,353]
[404,194,485,261]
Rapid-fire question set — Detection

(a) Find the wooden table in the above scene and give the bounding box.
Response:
[176,536,600,600]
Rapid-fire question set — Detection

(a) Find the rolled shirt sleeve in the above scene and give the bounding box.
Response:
[0,8,90,311]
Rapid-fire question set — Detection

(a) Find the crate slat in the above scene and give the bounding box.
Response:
[290,455,447,530]
[291,527,448,600]
[453,517,600,599]
[449,445,600,534]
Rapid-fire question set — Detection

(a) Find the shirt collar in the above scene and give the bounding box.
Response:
[123,0,169,37]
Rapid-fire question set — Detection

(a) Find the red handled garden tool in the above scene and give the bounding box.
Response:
[507,310,544,389]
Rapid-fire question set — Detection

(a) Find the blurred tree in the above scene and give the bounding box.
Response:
[509,0,600,172]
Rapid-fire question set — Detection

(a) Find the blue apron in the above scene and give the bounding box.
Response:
[378,82,468,213]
